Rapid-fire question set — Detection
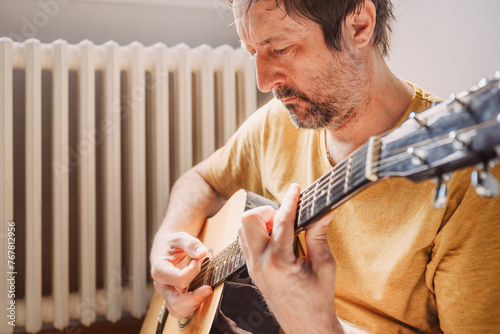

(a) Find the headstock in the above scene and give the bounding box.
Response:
[366,72,500,207]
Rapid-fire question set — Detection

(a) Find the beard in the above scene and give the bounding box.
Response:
[273,50,372,130]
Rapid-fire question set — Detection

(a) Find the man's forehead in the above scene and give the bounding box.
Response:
[232,0,281,18]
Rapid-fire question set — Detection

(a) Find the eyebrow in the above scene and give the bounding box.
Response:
[240,35,288,50]
[257,36,288,46]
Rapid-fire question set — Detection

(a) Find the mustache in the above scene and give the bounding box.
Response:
[273,86,310,102]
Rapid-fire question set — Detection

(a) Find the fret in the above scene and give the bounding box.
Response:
[351,157,369,190]
[227,244,235,275]
[219,253,226,280]
[205,261,213,286]
[365,136,381,181]
[214,259,221,284]
[216,259,222,282]
[344,156,353,193]
[233,242,242,269]
[225,243,235,276]
[224,249,231,278]
[236,245,245,268]
[221,256,228,280]
[327,171,333,204]
[310,181,319,218]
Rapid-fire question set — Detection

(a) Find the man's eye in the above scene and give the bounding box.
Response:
[272,47,290,56]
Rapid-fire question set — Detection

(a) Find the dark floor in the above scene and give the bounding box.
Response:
[20,316,144,334]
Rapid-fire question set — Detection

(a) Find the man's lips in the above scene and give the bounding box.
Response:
[280,97,299,104]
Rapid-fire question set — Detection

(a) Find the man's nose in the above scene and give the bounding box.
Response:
[254,53,286,93]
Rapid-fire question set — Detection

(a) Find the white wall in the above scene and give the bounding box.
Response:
[1,0,499,101]
[0,0,240,48]
[388,0,500,98]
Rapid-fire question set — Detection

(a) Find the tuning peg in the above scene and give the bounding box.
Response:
[433,177,448,209]
[409,112,427,127]
[407,147,427,165]
[449,93,470,113]
[470,163,499,197]
[449,131,471,151]
[478,77,488,88]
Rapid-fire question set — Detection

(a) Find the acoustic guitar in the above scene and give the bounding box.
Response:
[141,73,500,334]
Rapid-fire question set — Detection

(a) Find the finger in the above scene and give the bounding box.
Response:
[152,258,204,290]
[239,206,276,266]
[152,233,208,289]
[304,210,336,275]
[155,282,213,319]
[270,183,301,261]
[170,232,208,260]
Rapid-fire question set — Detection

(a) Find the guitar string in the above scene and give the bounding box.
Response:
[188,121,499,289]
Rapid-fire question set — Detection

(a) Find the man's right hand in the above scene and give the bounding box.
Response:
[151,231,213,319]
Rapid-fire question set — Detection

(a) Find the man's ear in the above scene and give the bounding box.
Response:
[345,0,376,49]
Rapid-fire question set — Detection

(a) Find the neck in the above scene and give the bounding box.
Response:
[326,53,414,165]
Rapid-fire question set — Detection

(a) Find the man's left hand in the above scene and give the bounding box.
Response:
[238,183,343,333]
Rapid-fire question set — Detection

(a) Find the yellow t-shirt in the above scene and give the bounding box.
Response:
[206,82,500,333]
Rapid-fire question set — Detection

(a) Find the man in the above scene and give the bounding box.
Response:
[150,0,500,333]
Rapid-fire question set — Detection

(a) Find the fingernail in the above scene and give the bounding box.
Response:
[194,246,203,257]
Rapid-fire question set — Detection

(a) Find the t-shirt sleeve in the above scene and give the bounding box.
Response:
[426,166,500,333]
[205,102,271,200]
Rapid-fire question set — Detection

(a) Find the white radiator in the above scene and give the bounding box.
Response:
[0,37,256,333]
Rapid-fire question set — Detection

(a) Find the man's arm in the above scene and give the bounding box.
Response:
[150,159,226,319]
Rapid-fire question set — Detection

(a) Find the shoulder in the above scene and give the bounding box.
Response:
[394,81,442,127]
[405,81,442,112]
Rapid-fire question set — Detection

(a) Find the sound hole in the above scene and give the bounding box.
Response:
[178,313,195,329]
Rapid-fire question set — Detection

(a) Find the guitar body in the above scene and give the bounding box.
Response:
[141,190,281,334]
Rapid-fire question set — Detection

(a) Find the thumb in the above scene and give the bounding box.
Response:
[304,211,335,274]
[175,232,208,260]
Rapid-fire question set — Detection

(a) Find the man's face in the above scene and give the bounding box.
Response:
[233,0,372,130]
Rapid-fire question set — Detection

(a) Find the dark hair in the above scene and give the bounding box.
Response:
[228,0,394,57]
